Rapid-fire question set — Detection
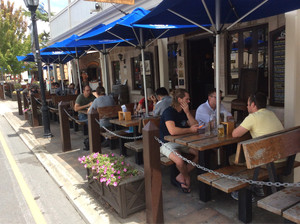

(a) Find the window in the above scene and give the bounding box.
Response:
[131,52,154,90]
[227,25,268,95]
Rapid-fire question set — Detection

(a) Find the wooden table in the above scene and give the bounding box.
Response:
[109,117,141,156]
[164,132,251,201]
[109,118,140,128]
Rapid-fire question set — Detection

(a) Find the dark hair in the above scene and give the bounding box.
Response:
[249,92,267,109]
[171,88,188,108]
[155,87,169,96]
[96,86,105,95]
[208,88,223,96]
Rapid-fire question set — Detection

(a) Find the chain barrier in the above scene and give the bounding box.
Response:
[63,108,88,123]
[34,97,42,105]
[155,136,300,188]
[95,118,143,140]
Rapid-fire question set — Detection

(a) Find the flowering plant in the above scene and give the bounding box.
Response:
[23,106,31,113]
[78,152,139,187]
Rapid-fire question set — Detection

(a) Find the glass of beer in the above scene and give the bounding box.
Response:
[218,124,225,137]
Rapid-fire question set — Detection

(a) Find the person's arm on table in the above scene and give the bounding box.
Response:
[166,120,199,136]
[232,126,248,137]
[74,102,92,112]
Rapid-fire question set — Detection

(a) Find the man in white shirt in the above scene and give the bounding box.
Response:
[195,88,232,128]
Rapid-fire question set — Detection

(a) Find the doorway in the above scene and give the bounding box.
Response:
[187,38,214,109]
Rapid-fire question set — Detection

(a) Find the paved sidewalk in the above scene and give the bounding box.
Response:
[1,99,283,224]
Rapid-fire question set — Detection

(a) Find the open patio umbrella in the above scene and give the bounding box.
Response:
[79,7,199,116]
[42,26,133,93]
[135,0,300,124]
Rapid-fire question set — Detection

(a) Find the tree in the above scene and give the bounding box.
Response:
[0,0,30,75]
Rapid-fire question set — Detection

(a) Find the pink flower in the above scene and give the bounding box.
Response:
[123,168,127,172]
[121,162,124,165]
[118,176,121,179]
[111,174,114,177]
[92,166,95,170]
[113,182,118,187]
[111,153,114,157]
[84,164,87,168]
[117,170,121,174]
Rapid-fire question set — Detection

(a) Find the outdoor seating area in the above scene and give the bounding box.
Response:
[4,0,300,222]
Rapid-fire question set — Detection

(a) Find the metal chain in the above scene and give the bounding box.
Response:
[34,97,42,105]
[95,118,143,140]
[155,137,300,188]
[63,108,88,123]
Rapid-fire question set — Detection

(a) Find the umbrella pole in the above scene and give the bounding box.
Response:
[140,29,149,117]
[216,0,221,166]
[75,48,82,94]
[215,0,220,126]
[47,63,51,91]
[102,44,109,94]
[76,58,82,94]
[59,63,65,91]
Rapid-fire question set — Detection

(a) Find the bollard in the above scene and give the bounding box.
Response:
[17,90,23,115]
[0,83,4,100]
[58,102,71,151]
[88,108,101,153]
[30,94,39,126]
[143,121,164,224]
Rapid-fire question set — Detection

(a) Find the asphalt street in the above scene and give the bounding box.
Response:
[0,115,85,224]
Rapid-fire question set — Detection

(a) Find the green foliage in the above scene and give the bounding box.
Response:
[0,0,30,75]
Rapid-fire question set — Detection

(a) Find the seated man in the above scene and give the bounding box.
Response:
[231,92,284,200]
[160,88,201,193]
[151,87,172,116]
[74,85,96,122]
[88,86,115,128]
[195,88,232,129]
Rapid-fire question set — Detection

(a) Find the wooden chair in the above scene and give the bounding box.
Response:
[231,68,261,122]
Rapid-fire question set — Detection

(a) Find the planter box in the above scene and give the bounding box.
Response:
[87,168,145,218]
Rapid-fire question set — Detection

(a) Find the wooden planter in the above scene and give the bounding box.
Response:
[87,168,145,218]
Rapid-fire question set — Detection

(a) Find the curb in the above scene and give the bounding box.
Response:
[3,111,121,224]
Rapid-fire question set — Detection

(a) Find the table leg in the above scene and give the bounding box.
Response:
[198,150,211,202]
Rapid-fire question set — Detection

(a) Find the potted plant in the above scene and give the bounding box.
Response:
[79,152,145,218]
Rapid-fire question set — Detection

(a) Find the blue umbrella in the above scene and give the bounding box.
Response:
[43,25,133,93]
[79,7,199,115]
[135,0,300,124]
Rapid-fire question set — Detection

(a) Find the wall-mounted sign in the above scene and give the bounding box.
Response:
[270,26,285,107]
[84,0,134,5]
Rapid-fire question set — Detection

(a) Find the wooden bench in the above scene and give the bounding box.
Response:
[197,126,300,223]
[124,117,160,164]
[257,186,300,223]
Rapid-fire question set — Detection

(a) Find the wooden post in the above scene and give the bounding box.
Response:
[30,94,39,126]
[23,93,29,120]
[0,83,4,100]
[58,102,71,152]
[88,108,101,153]
[143,121,164,224]
[17,90,23,115]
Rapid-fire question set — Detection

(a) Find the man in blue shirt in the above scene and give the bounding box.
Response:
[160,89,201,193]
